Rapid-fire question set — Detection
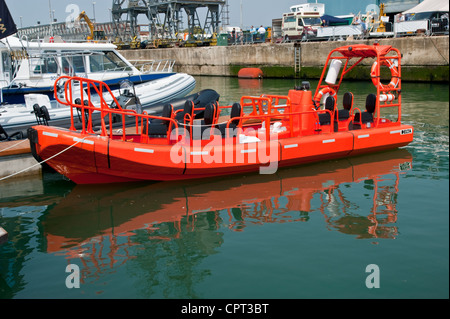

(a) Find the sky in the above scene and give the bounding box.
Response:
[5,0,310,30]
[5,0,388,31]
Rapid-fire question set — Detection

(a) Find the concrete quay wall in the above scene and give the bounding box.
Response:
[122,36,449,82]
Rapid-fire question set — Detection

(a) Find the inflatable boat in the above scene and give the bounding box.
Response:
[28,43,414,184]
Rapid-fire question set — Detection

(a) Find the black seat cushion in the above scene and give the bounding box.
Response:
[365,93,376,114]
[175,102,243,139]
[324,96,335,112]
[318,96,335,125]
[343,92,353,111]
[351,93,376,128]
[338,92,353,121]
[148,104,174,136]
[148,123,170,136]
[203,103,216,126]
[175,100,194,122]
[354,111,373,123]
[337,109,350,121]
[318,113,331,125]
[152,103,173,125]
[229,102,242,126]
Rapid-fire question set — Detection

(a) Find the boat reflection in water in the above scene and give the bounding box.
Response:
[238,78,263,90]
[42,149,412,279]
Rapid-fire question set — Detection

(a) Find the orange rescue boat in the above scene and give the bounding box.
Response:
[28,43,414,184]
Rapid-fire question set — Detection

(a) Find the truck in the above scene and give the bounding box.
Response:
[281,3,324,41]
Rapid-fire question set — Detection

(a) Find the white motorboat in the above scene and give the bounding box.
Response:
[0,35,176,104]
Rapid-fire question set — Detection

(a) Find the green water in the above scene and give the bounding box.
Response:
[0,76,448,300]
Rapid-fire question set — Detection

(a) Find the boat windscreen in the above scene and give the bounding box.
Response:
[303,17,322,26]
[89,51,132,72]
[94,51,132,72]
[61,54,85,74]
[32,51,59,74]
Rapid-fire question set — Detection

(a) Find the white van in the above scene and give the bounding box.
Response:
[282,3,324,41]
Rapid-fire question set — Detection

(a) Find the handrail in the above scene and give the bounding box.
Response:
[313,45,402,127]
[54,75,180,143]
[221,108,336,139]
[130,59,176,73]
[240,95,291,116]
[375,48,402,125]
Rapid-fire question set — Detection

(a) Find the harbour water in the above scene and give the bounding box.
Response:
[0,76,448,300]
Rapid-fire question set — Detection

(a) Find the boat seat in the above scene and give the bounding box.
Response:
[175,100,195,122]
[174,102,217,140]
[203,102,217,126]
[336,92,353,121]
[318,96,336,125]
[188,102,242,139]
[147,103,174,136]
[175,102,242,140]
[190,102,218,140]
[354,93,376,124]
[216,102,242,138]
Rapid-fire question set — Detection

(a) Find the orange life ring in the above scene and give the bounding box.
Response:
[314,87,337,105]
[370,59,399,90]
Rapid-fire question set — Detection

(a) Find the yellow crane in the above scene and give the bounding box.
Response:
[76,10,107,41]
[376,3,387,32]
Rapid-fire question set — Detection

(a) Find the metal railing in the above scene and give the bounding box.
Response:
[54,75,180,143]
[130,59,176,73]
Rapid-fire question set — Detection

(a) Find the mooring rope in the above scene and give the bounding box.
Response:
[0,137,86,182]
[0,138,28,153]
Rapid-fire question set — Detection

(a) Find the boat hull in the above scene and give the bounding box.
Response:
[29,123,414,184]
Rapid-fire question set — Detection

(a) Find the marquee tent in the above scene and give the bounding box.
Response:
[402,0,449,14]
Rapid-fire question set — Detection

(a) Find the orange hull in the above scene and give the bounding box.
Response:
[30,121,413,184]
